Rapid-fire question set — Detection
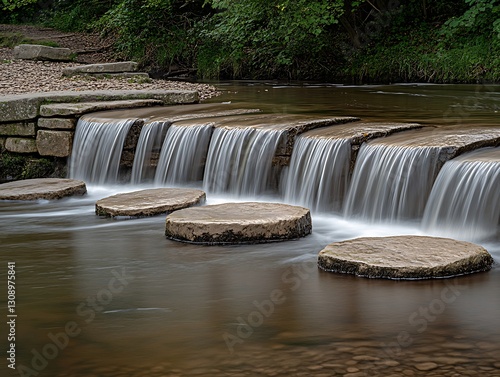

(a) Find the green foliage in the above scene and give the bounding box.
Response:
[46,0,119,31]
[442,0,500,38]
[198,0,346,78]
[0,32,59,48]
[0,153,56,181]
[1,0,38,11]
[95,0,207,70]
[1,0,499,82]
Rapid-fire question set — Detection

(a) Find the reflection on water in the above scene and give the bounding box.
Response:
[1,83,500,376]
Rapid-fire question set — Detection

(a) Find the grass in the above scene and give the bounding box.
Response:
[0,32,60,48]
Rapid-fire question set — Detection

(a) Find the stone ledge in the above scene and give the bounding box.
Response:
[5,137,37,153]
[0,90,199,122]
[13,44,72,61]
[40,99,164,117]
[38,118,76,130]
[0,178,86,200]
[0,122,36,136]
[36,130,73,157]
[62,62,139,76]
[317,235,494,279]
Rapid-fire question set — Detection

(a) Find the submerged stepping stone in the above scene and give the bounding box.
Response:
[0,178,86,200]
[165,202,312,244]
[317,235,494,280]
[96,188,206,217]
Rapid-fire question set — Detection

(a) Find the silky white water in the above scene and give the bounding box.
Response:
[70,116,137,184]
[343,143,441,222]
[130,121,170,184]
[283,136,351,213]
[203,127,284,196]
[154,123,213,185]
[422,147,500,240]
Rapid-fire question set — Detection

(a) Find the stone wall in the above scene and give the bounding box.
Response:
[0,89,198,181]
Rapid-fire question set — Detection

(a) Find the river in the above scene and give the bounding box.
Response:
[1,83,499,377]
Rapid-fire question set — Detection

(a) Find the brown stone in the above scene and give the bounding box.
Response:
[5,137,37,153]
[36,130,73,157]
[62,61,139,76]
[13,44,72,61]
[39,99,164,117]
[165,202,312,244]
[0,178,86,200]
[95,188,206,217]
[318,236,494,279]
[38,118,76,130]
[0,122,36,136]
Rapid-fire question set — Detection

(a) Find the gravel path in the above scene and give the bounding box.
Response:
[0,48,219,100]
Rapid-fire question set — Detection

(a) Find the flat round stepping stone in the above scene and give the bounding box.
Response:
[318,236,494,280]
[165,202,311,244]
[0,178,86,200]
[96,188,206,217]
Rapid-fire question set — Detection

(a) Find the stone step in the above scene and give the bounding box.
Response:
[62,61,139,77]
[165,202,312,244]
[318,235,494,279]
[0,178,86,200]
[39,99,164,117]
[0,90,198,122]
[75,72,150,80]
[95,188,206,217]
[13,44,73,62]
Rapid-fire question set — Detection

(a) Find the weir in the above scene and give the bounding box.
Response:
[343,143,441,222]
[203,127,284,195]
[131,121,170,184]
[70,116,139,184]
[283,136,351,212]
[422,147,500,240]
[154,123,213,185]
[68,104,500,240]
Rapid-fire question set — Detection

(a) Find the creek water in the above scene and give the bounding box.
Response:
[1,83,500,377]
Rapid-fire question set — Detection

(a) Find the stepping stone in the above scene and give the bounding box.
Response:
[13,44,72,61]
[317,235,494,279]
[0,178,86,200]
[165,202,312,244]
[62,62,138,77]
[95,188,206,217]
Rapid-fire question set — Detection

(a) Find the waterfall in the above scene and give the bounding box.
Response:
[130,121,170,184]
[203,127,284,196]
[283,136,351,212]
[422,148,500,240]
[343,143,441,222]
[154,123,213,185]
[70,116,136,184]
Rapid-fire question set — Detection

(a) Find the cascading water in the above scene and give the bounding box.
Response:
[422,148,500,240]
[70,116,137,184]
[283,136,351,212]
[154,123,213,185]
[130,121,170,184]
[203,127,284,196]
[343,143,441,222]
